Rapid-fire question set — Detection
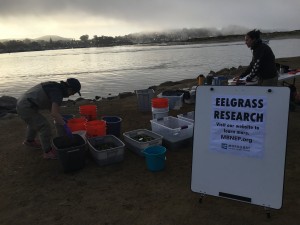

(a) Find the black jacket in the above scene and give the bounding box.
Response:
[241,39,278,80]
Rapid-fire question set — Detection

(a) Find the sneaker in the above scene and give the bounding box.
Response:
[23,140,42,149]
[43,148,58,160]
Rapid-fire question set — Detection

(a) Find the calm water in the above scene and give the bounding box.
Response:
[1,39,300,100]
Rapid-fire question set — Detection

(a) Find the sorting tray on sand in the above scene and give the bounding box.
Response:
[150,116,194,150]
[123,129,163,157]
[87,135,125,166]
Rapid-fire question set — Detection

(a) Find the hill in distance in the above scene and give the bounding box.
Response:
[34,35,73,41]
[0,35,72,42]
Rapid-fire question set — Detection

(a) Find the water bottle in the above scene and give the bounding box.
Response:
[279,66,285,74]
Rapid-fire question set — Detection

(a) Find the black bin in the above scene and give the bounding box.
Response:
[52,134,86,172]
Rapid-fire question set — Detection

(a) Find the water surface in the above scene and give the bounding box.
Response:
[1,39,300,99]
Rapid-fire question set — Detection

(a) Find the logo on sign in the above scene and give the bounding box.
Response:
[221,143,228,149]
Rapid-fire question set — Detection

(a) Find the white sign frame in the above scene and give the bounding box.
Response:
[191,86,290,209]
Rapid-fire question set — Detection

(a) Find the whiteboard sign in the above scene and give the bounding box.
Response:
[191,86,289,209]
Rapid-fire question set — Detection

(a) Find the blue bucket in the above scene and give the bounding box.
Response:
[143,145,166,172]
[101,116,122,137]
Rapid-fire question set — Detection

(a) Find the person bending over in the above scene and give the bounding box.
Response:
[16,78,81,159]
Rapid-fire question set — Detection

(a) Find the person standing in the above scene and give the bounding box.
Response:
[237,29,278,86]
[16,78,81,159]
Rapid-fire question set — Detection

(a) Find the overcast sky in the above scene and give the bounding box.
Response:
[0,0,299,40]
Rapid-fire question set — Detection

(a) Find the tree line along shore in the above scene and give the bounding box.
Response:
[1,29,299,54]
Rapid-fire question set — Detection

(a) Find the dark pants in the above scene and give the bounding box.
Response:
[16,99,52,152]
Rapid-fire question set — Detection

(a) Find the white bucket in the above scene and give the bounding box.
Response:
[152,107,169,119]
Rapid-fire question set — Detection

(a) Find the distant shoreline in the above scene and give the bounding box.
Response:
[1,30,299,54]
[2,36,299,55]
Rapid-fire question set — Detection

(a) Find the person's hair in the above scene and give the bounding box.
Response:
[246,29,261,40]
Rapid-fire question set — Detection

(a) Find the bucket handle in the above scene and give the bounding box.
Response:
[67,149,80,153]
[173,125,188,136]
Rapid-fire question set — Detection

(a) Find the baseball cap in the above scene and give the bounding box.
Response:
[67,78,81,96]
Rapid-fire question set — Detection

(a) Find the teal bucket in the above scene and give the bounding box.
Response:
[143,145,166,172]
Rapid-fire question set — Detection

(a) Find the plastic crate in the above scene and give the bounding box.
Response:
[87,135,125,166]
[123,129,163,157]
[135,89,155,112]
[150,116,194,143]
[157,91,183,110]
[177,111,195,123]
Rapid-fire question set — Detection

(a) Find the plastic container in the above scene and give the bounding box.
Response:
[67,118,87,132]
[205,74,214,85]
[150,116,194,143]
[79,105,97,121]
[152,107,169,119]
[101,116,122,137]
[85,120,106,137]
[52,134,86,172]
[219,76,228,85]
[135,89,155,112]
[123,129,163,157]
[212,76,228,86]
[184,89,196,104]
[157,91,183,110]
[88,135,125,166]
[177,111,195,124]
[151,97,169,119]
[142,145,166,172]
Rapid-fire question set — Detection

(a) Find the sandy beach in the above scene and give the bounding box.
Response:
[0,56,300,225]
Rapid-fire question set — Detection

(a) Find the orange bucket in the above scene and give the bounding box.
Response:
[85,120,106,137]
[67,118,87,132]
[79,105,97,121]
[151,98,168,108]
